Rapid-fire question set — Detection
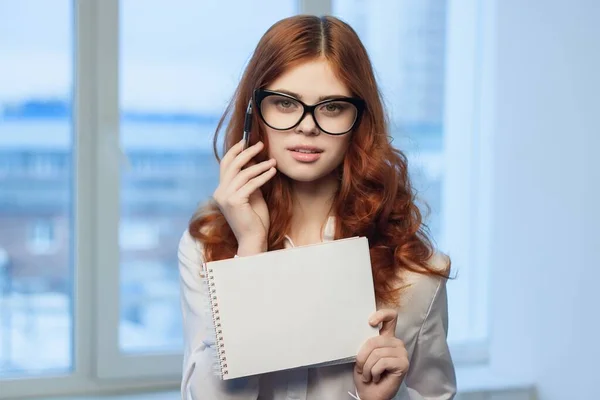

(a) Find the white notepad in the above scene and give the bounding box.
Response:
[203,236,378,380]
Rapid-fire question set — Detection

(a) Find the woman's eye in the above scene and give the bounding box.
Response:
[321,103,344,113]
[276,100,295,109]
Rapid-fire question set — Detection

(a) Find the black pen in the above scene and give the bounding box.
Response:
[242,99,253,150]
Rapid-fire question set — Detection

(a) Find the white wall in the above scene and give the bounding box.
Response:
[491,0,600,398]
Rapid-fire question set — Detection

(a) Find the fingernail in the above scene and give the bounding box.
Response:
[362,376,369,383]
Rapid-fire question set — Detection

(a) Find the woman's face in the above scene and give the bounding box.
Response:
[261,58,354,183]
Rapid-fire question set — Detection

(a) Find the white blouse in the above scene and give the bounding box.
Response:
[178,217,456,400]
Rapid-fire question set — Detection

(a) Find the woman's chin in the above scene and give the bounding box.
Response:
[279,171,322,183]
[277,166,338,184]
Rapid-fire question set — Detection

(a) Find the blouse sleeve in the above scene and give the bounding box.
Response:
[395,279,457,400]
[178,229,259,400]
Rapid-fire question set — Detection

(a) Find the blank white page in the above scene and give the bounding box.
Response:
[206,236,378,380]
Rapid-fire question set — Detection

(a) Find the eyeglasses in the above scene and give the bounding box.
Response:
[253,89,365,135]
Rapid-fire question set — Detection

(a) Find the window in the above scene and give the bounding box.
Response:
[0,0,74,379]
[333,0,447,242]
[0,0,486,398]
[91,0,301,378]
[332,0,490,363]
[119,220,160,251]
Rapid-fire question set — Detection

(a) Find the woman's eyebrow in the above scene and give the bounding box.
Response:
[273,88,350,102]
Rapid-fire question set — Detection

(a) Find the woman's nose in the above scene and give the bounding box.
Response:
[294,112,320,136]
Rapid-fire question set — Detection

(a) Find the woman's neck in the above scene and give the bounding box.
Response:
[287,173,338,246]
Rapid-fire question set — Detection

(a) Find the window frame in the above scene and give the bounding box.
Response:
[440,0,492,365]
[89,0,183,380]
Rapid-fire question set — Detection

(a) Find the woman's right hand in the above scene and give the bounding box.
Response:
[212,139,277,256]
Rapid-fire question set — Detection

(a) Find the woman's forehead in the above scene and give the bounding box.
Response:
[266,59,351,102]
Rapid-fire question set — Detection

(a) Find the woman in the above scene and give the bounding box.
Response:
[178,15,456,400]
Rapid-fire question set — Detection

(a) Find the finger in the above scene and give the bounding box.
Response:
[222,140,264,181]
[372,356,409,384]
[360,347,401,383]
[355,336,400,373]
[370,357,400,384]
[235,167,277,199]
[223,142,264,182]
[369,308,398,337]
[222,141,265,183]
[219,139,246,174]
[229,159,277,191]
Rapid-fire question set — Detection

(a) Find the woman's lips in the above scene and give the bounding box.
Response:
[287,146,323,163]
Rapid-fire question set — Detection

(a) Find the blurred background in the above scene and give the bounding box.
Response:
[0,0,598,399]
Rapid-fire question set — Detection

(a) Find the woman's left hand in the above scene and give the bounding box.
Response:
[353,309,409,400]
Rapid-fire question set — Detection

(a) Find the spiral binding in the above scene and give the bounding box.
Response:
[205,265,229,378]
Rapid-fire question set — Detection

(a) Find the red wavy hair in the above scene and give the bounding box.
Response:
[189,15,450,305]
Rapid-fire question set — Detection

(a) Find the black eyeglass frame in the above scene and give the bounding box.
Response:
[252,88,366,135]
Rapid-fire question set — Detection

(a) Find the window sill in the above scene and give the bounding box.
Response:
[34,378,536,400]
[31,364,537,400]
[34,392,180,400]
